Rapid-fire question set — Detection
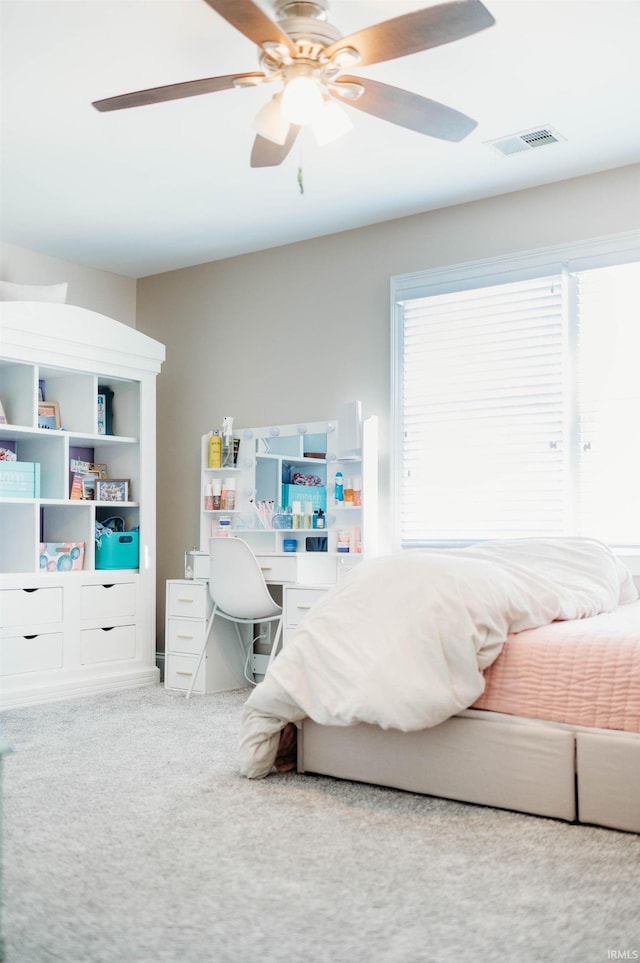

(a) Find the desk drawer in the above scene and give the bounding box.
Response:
[285,587,327,628]
[81,582,136,621]
[1,587,63,628]
[167,581,211,620]
[256,555,297,583]
[1,632,63,675]
[165,653,204,693]
[167,618,207,656]
[81,625,136,664]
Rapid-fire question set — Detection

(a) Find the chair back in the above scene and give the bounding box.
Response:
[208,537,281,621]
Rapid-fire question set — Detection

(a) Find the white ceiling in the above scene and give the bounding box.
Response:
[2,0,640,279]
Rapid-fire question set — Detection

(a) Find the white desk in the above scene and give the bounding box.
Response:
[164,549,361,694]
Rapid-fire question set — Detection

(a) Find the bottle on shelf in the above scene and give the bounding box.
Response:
[208,431,222,468]
[334,471,344,504]
[221,478,236,510]
[343,477,354,504]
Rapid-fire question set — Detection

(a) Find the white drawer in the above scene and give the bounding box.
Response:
[167,580,212,620]
[256,555,297,583]
[165,653,204,693]
[1,587,63,628]
[1,632,63,675]
[284,586,327,627]
[81,625,136,664]
[166,618,207,656]
[81,582,136,621]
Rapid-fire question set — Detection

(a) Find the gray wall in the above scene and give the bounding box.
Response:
[136,164,640,647]
[0,242,137,323]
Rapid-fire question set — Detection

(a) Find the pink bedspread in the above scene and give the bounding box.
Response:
[472,600,640,733]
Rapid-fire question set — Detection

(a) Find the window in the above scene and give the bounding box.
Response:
[391,234,640,551]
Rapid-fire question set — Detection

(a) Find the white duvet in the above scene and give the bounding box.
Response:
[239,537,637,778]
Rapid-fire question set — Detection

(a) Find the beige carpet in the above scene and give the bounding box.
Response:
[2,685,639,963]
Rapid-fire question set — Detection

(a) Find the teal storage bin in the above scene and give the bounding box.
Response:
[95,531,139,570]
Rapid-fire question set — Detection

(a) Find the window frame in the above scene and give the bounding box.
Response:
[390,230,640,552]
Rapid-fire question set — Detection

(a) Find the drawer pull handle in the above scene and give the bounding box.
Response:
[260,566,272,572]
[177,634,194,640]
[176,670,193,677]
[297,605,312,611]
[176,597,194,603]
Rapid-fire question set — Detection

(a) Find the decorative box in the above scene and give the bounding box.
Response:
[95,531,139,570]
[39,542,85,572]
[281,484,326,513]
[0,461,41,498]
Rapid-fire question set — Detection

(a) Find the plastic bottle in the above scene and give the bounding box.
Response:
[211,478,222,510]
[304,501,313,529]
[221,478,236,510]
[334,471,344,504]
[204,483,214,510]
[292,501,301,529]
[353,477,362,507]
[343,477,354,504]
[208,432,222,468]
[316,508,325,529]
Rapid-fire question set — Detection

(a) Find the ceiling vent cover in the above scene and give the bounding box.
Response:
[488,126,565,157]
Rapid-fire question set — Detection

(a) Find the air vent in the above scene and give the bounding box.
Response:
[487,126,565,157]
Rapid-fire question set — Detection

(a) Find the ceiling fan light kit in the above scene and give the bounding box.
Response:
[92,0,496,169]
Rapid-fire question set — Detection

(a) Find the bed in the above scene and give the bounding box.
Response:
[238,538,640,833]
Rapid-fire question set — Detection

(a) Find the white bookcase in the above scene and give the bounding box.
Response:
[0,302,165,708]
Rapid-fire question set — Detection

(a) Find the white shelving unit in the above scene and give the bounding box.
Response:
[0,302,165,708]
[198,411,378,567]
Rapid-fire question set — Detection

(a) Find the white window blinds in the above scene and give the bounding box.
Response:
[392,239,640,550]
[399,274,566,544]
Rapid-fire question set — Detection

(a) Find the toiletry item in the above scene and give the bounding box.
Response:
[292,501,301,529]
[353,477,362,507]
[217,517,232,537]
[283,538,297,553]
[221,416,235,467]
[204,484,214,510]
[221,478,236,510]
[343,477,354,504]
[184,547,198,578]
[211,477,222,510]
[304,501,313,529]
[334,471,344,503]
[316,508,325,529]
[337,529,350,553]
[208,432,222,468]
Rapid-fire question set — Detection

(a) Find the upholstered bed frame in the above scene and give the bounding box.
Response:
[294,564,640,835]
[297,709,640,833]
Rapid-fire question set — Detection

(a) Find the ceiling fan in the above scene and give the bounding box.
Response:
[92,0,496,169]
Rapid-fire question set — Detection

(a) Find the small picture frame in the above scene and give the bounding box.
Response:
[96,478,130,502]
[81,476,97,501]
[89,463,108,479]
[38,401,60,430]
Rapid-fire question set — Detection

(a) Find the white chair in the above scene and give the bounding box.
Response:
[185,537,283,698]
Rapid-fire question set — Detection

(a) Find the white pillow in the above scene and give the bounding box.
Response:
[0,280,68,303]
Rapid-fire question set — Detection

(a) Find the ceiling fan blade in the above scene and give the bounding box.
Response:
[92,72,265,111]
[331,76,477,142]
[203,0,297,56]
[323,0,495,68]
[250,126,300,168]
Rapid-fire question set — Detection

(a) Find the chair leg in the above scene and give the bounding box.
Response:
[186,605,217,699]
[266,617,284,668]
